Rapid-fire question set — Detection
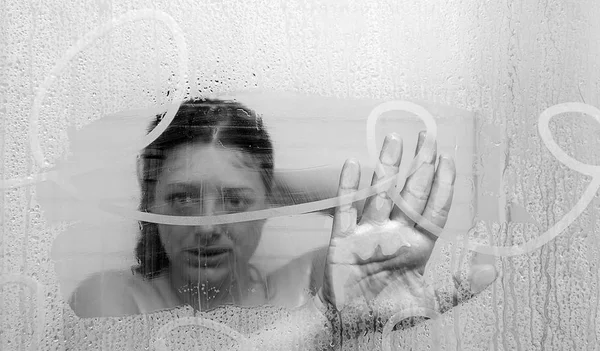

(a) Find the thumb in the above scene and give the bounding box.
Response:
[468,253,498,294]
[434,253,498,314]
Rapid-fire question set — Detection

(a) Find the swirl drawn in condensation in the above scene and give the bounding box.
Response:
[364,100,448,238]
[27,97,446,233]
[49,153,420,225]
[0,5,598,347]
[152,316,251,351]
[367,101,600,257]
[4,99,600,258]
[48,99,596,258]
[0,171,54,189]
[0,275,46,351]
[380,306,441,351]
[365,100,438,180]
[27,9,188,170]
[451,102,600,256]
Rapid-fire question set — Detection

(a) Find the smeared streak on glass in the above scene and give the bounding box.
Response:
[366,100,438,179]
[5,101,600,258]
[381,306,441,351]
[454,103,600,256]
[153,316,250,351]
[27,9,189,169]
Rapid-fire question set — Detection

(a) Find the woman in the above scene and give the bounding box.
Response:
[69,98,497,347]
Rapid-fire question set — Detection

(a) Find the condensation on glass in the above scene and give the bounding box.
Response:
[1,0,600,350]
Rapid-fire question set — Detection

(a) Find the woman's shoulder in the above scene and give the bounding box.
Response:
[68,269,144,318]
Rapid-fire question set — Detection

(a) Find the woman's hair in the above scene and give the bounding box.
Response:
[133,98,274,279]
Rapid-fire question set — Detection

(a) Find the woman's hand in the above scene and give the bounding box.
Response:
[318,131,497,331]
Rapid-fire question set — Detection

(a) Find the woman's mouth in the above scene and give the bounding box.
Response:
[185,247,231,267]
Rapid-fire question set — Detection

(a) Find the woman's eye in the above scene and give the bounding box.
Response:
[225,197,246,209]
[169,193,201,206]
[223,193,253,211]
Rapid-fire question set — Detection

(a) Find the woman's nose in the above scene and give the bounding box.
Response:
[192,224,221,244]
[201,196,218,216]
[193,197,224,243]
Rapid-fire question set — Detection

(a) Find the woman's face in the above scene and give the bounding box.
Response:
[151,142,268,286]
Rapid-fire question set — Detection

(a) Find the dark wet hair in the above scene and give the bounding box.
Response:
[133,98,274,279]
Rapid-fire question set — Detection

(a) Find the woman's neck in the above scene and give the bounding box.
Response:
[168,266,255,311]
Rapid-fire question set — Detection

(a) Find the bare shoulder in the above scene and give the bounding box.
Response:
[69,270,140,318]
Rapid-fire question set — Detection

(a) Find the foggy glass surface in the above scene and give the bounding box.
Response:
[1,1,600,350]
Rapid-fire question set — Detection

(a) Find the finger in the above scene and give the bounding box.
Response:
[468,252,497,293]
[415,130,426,155]
[391,131,437,225]
[434,256,498,314]
[412,129,435,166]
[331,159,361,237]
[360,133,403,224]
[414,154,456,239]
